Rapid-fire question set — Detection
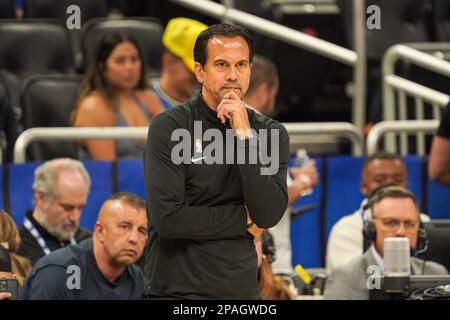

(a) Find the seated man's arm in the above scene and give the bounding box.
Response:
[145,113,248,240]
[323,264,368,300]
[326,216,363,272]
[23,265,76,300]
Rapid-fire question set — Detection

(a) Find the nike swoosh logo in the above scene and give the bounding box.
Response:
[191,156,206,163]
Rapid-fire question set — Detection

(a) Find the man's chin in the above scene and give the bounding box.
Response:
[221,88,242,97]
[50,228,76,241]
[115,255,138,267]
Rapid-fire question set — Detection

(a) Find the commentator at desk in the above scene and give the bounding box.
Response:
[324,186,448,300]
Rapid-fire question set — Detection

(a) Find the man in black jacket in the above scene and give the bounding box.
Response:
[144,23,289,299]
[19,158,92,265]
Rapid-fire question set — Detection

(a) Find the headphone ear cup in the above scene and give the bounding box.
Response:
[363,221,377,242]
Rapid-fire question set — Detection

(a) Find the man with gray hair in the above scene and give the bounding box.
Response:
[18,158,91,265]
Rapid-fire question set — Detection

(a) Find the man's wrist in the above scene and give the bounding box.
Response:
[234,128,255,140]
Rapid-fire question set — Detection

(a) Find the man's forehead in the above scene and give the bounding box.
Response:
[366,159,406,174]
[375,197,419,217]
[210,35,244,48]
[207,36,249,58]
[109,201,146,221]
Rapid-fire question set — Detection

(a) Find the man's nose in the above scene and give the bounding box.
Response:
[68,207,82,220]
[128,229,139,244]
[226,66,237,81]
[395,223,407,237]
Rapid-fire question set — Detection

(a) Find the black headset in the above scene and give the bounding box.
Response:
[362,187,429,257]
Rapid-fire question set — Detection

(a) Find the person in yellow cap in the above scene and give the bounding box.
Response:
[150,17,208,110]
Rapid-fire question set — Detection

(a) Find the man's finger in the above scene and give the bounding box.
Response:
[217,104,234,124]
[226,90,241,100]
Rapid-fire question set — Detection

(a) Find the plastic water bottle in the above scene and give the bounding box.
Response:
[295,148,313,196]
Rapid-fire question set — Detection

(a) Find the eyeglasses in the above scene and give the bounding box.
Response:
[373,217,419,230]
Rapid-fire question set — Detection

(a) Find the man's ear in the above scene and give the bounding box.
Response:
[161,52,174,68]
[194,62,204,84]
[35,191,46,208]
[94,222,105,243]
[360,180,368,196]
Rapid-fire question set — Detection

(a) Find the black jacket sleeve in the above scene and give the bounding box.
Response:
[144,112,247,240]
[238,122,289,229]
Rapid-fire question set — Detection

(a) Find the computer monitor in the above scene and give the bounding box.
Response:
[422,220,450,272]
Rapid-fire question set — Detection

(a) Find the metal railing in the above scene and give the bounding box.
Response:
[283,122,363,156]
[13,127,149,164]
[168,0,366,130]
[366,120,439,156]
[382,44,450,155]
[13,123,364,163]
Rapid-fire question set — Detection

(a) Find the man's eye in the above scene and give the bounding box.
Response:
[383,219,397,227]
[237,62,248,71]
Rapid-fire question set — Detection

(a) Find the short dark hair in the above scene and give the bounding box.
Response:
[247,55,279,95]
[106,192,146,211]
[194,23,254,67]
[362,152,405,175]
[368,186,419,218]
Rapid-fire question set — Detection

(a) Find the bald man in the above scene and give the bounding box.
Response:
[21,193,148,300]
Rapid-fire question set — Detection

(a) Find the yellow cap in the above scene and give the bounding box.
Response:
[162,17,208,74]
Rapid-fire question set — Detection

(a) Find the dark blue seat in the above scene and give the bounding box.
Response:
[117,159,145,199]
[80,161,113,230]
[21,74,83,161]
[290,157,323,268]
[324,156,365,241]
[81,17,163,73]
[427,181,450,219]
[403,155,423,206]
